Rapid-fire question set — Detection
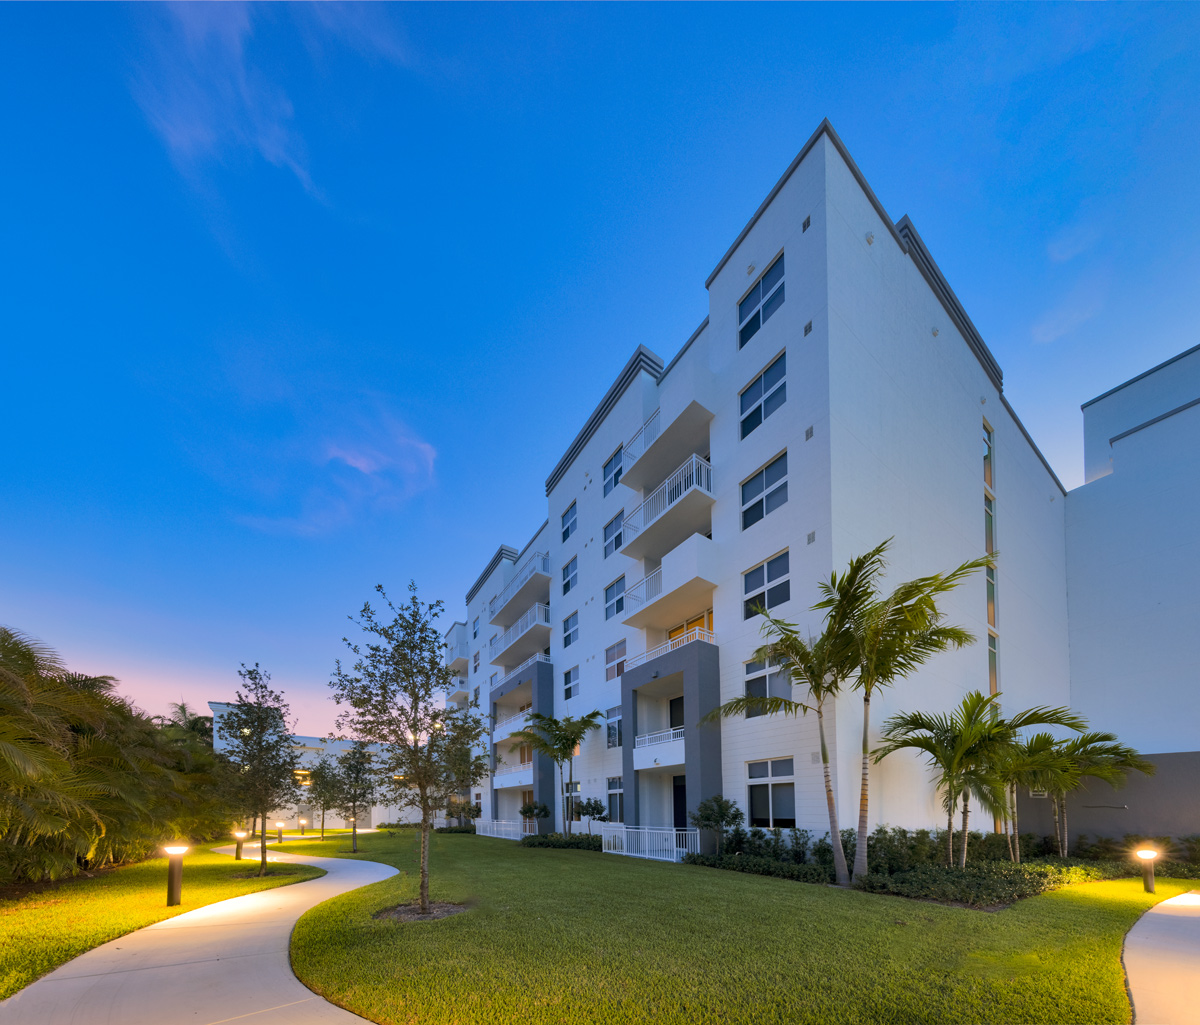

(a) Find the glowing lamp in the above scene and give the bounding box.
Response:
[299,818,307,836]
[233,831,247,860]
[164,846,188,906]
[1136,849,1158,860]
[275,821,285,828]
[275,821,284,844]
[1136,848,1159,893]
[164,845,189,856]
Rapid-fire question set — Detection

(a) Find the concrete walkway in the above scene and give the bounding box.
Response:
[0,842,398,1025]
[1125,890,1200,1025]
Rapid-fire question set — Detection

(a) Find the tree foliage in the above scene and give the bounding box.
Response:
[332,741,378,853]
[509,711,603,836]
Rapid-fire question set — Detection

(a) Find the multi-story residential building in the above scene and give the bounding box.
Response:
[450,120,1196,853]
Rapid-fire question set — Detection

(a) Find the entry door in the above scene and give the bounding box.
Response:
[672,774,687,829]
[669,696,685,729]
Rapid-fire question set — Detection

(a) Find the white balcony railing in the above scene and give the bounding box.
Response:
[444,639,469,664]
[489,552,551,619]
[496,652,551,690]
[493,761,534,777]
[476,819,522,840]
[601,824,700,862]
[634,726,685,749]
[624,408,662,466]
[623,568,663,610]
[624,627,716,671]
[493,710,531,736]
[621,455,713,548]
[490,603,551,660]
[522,819,538,836]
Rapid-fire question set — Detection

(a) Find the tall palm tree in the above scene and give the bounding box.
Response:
[820,542,991,881]
[1047,732,1154,856]
[994,732,1072,862]
[510,711,603,835]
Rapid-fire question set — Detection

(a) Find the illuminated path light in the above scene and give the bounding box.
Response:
[163,846,188,907]
[1124,891,1200,1025]
[0,833,395,1024]
[275,821,285,844]
[233,831,247,860]
[1136,847,1159,894]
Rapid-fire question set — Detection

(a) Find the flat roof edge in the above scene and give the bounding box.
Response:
[1081,342,1200,409]
[466,544,519,606]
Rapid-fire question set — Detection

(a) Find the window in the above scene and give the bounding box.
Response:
[563,612,579,647]
[983,422,994,490]
[741,452,788,529]
[473,651,480,672]
[605,577,625,619]
[744,551,790,619]
[562,502,577,543]
[738,254,785,348]
[740,353,786,439]
[489,673,496,687]
[744,659,790,718]
[606,706,623,749]
[988,633,998,695]
[603,511,623,558]
[748,758,796,827]
[562,556,577,596]
[985,496,995,554]
[473,686,479,703]
[986,566,996,628]
[603,447,623,496]
[472,617,479,639]
[607,776,624,824]
[564,666,580,701]
[605,639,626,681]
[668,610,713,640]
[802,215,811,232]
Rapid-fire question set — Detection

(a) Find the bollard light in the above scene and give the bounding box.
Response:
[1136,848,1159,893]
[164,845,189,906]
[233,831,247,861]
[275,821,285,843]
[299,818,307,836]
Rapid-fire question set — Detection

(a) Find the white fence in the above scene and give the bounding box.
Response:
[601,824,700,862]
[493,710,531,736]
[621,454,713,547]
[625,627,716,671]
[490,603,551,660]
[634,726,685,748]
[476,819,523,840]
[489,552,551,619]
[493,761,533,777]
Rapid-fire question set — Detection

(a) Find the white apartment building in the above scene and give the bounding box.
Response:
[442,120,1195,852]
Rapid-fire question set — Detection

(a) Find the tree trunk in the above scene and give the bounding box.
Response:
[1011,784,1021,864]
[258,806,268,877]
[1060,799,1069,858]
[419,817,431,915]
[946,803,955,867]
[320,806,325,841]
[567,758,575,837]
[351,804,358,853]
[959,792,971,868]
[853,692,872,882]
[558,762,568,836]
[816,705,850,887]
[1051,796,1062,857]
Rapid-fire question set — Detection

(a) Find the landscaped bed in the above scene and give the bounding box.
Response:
[289,830,1191,1024]
[0,840,324,999]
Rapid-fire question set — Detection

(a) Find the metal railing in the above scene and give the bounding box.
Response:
[634,726,685,748]
[496,652,551,690]
[489,552,551,619]
[443,639,469,664]
[624,408,662,465]
[600,824,700,862]
[490,603,551,660]
[476,819,522,840]
[623,567,663,610]
[522,819,538,836]
[493,710,531,736]
[493,761,533,777]
[624,627,716,670]
[621,455,713,548]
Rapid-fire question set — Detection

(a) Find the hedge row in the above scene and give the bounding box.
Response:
[519,832,603,851]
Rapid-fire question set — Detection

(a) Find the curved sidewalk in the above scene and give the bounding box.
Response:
[1125,890,1200,1025]
[0,843,397,1025]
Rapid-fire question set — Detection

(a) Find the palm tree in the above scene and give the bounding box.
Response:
[994,732,1072,862]
[509,711,604,835]
[819,542,991,881]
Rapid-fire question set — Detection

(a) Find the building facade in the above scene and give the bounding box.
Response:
[444,119,1191,846]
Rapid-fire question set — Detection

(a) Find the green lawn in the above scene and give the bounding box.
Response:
[290,831,1191,1025]
[0,841,324,999]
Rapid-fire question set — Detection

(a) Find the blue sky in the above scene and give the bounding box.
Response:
[3,3,1198,733]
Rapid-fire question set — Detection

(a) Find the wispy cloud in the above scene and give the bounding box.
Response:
[1031,272,1109,344]
[131,2,315,193]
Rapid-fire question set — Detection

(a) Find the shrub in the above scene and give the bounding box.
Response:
[435,825,476,834]
[519,832,602,851]
[788,828,812,863]
[683,853,833,885]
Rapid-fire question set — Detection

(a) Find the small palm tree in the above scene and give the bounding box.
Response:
[1047,732,1154,856]
[994,732,1072,862]
[510,711,603,835]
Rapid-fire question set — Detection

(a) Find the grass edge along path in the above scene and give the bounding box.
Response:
[289,831,1192,1025]
[0,840,324,1000]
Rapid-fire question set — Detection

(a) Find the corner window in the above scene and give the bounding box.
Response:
[743,551,790,620]
[604,577,625,620]
[564,666,580,701]
[603,511,623,558]
[747,758,795,827]
[738,254,785,349]
[606,707,623,749]
[603,447,623,496]
[562,502,577,543]
[983,422,994,490]
[605,639,626,681]
[607,775,624,823]
[744,659,790,718]
[563,612,579,648]
[472,617,479,639]
[563,556,578,596]
[741,452,788,529]
[740,353,786,439]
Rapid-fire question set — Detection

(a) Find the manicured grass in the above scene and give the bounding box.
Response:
[290,831,1192,1025]
[0,841,324,999]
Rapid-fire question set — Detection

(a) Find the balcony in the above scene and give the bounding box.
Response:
[444,638,469,675]
[620,399,714,493]
[490,603,552,667]
[494,652,551,692]
[489,552,552,627]
[623,533,719,630]
[446,676,469,702]
[619,455,714,561]
[492,762,534,789]
[493,709,531,743]
[633,726,685,770]
[625,627,716,672]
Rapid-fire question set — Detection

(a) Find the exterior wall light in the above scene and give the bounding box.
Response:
[276,821,285,843]
[1136,848,1159,893]
[233,831,247,861]
[164,845,189,906]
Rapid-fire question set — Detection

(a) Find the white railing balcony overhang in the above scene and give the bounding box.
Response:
[489,552,551,620]
[495,652,551,691]
[623,568,663,610]
[625,627,716,671]
[620,455,713,550]
[624,408,662,466]
[490,603,551,661]
[493,762,534,777]
[493,710,531,736]
[634,726,685,748]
